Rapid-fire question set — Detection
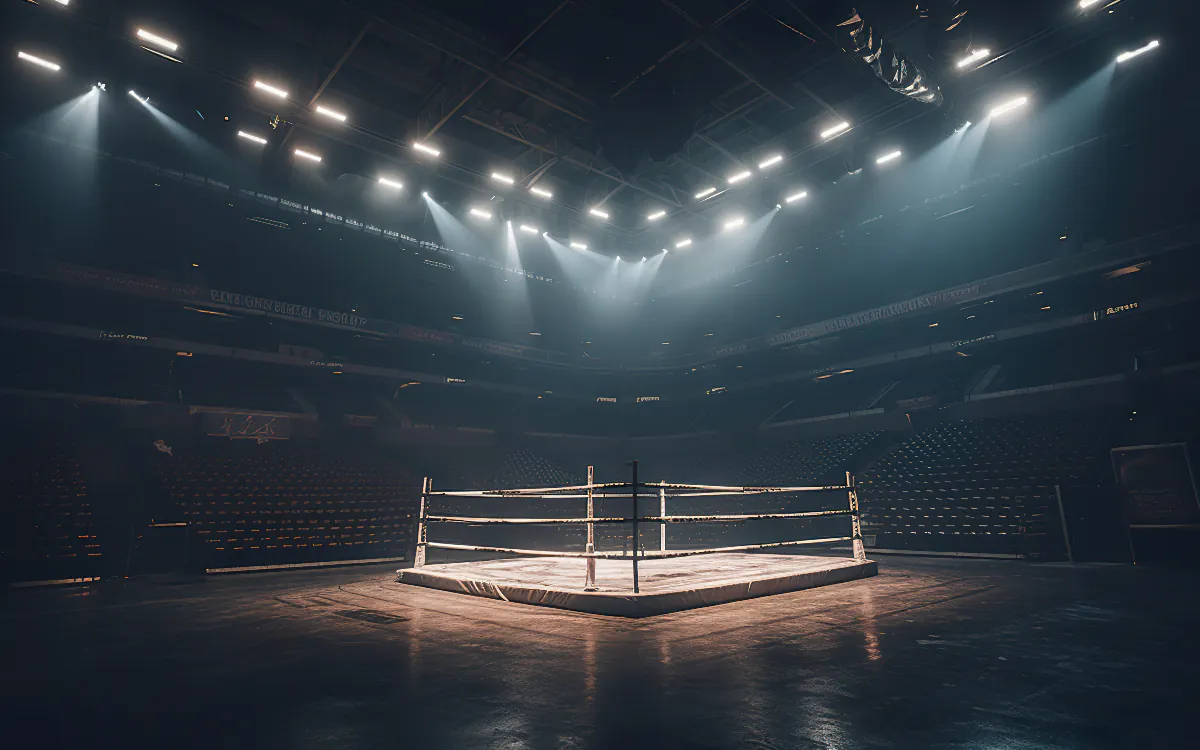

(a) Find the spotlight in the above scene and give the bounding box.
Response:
[136,29,179,52]
[989,96,1029,118]
[675,238,692,248]
[695,187,717,199]
[17,51,60,71]
[413,142,440,157]
[294,149,322,162]
[641,257,647,262]
[53,0,69,4]
[757,154,783,169]
[956,48,991,69]
[469,208,492,220]
[237,131,267,144]
[519,224,538,234]
[491,173,515,185]
[723,217,745,231]
[820,121,851,139]
[315,105,347,122]
[726,170,752,184]
[1116,40,1160,64]
[530,186,552,198]
[253,80,288,98]
[646,210,667,221]
[378,177,404,189]
[127,89,149,103]
[956,121,973,133]
[784,191,808,204]
[421,191,430,198]
[570,242,587,250]
[662,248,668,254]
[93,82,106,91]
[1078,0,1102,8]
[589,208,609,219]
[875,150,902,165]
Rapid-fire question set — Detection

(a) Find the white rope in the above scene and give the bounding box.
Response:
[427,482,848,499]
[637,537,852,559]
[422,536,850,560]
[426,515,632,524]
[430,481,632,497]
[425,509,850,525]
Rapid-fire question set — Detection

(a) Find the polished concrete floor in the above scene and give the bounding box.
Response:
[2,556,1195,749]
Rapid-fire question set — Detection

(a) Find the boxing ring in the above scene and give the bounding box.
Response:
[397,463,876,617]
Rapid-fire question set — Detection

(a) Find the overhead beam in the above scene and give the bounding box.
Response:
[369,8,591,125]
[421,0,571,140]
[309,20,373,106]
[610,0,758,100]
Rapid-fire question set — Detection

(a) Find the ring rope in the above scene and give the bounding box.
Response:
[427,482,848,499]
[425,509,852,525]
[425,536,851,560]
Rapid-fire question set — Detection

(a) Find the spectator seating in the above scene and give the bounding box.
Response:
[0,433,98,582]
[158,440,417,568]
[858,412,1113,556]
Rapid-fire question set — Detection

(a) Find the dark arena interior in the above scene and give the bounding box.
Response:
[2,0,1199,746]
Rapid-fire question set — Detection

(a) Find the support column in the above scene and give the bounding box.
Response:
[415,476,430,567]
[585,465,597,590]
[847,471,866,562]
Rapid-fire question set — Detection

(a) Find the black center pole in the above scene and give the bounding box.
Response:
[631,459,639,593]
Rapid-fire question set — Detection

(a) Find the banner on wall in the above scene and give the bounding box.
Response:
[765,284,981,347]
[202,412,291,442]
[1110,444,1200,527]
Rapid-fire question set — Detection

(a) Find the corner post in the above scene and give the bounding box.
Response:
[631,460,639,593]
[585,465,597,591]
[659,484,667,553]
[414,476,429,567]
[847,470,866,562]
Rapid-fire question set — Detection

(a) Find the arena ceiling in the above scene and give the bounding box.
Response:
[5,0,1166,255]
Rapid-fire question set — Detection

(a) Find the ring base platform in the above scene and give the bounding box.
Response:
[397,552,877,617]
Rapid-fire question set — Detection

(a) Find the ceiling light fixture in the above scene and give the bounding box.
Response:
[1116,40,1160,64]
[253,80,288,98]
[876,150,902,165]
[529,186,552,198]
[315,105,347,122]
[294,149,321,162]
[570,242,587,250]
[646,210,667,221]
[820,121,851,139]
[727,170,752,184]
[412,142,440,157]
[589,208,609,219]
[519,224,538,234]
[956,48,991,68]
[723,217,745,230]
[469,208,492,220]
[989,95,1029,118]
[378,177,403,189]
[758,154,783,169]
[675,238,692,248]
[127,89,149,103]
[17,51,60,71]
[237,131,267,144]
[785,190,808,204]
[695,187,717,199]
[136,29,178,52]
[491,172,515,185]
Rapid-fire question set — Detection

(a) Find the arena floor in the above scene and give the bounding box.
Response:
[3,556,1195,748]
